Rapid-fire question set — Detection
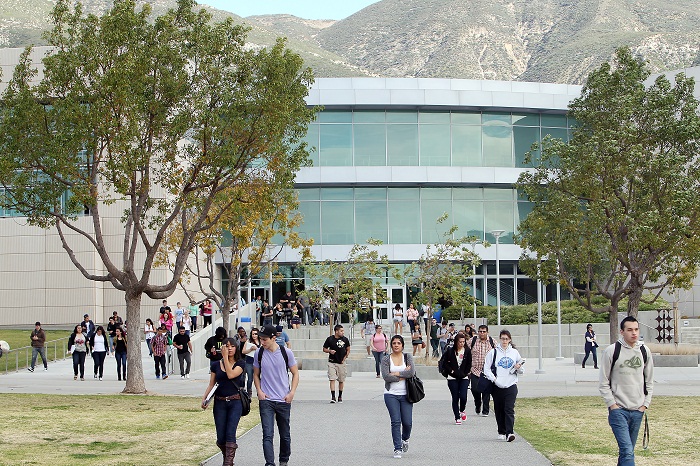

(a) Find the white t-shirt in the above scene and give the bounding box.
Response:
[93,337,107,353]
[384,357,407,396]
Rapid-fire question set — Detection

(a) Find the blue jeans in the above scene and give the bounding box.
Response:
[115,351,127,377]
[213,397,242,444]
[608,408,644,466]
[372,351,384,376]
[244,358,254,394]
[92,351,106,377]
[384,393,412,451]
[31,347,47,369]
[447,378,469,420]
[259,399,291,466]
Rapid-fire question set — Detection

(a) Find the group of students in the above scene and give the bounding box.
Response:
[378,323,524,459]
[66,312,128,381]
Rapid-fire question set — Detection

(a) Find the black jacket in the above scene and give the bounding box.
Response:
[440,345,472,379]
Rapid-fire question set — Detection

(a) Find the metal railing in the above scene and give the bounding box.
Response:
[1,337,70,374]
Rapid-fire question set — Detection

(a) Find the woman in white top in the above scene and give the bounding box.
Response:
[144,318,156,356]
[89,325,109,380]
[241,327,260,396]
[392,304,404,335]
[380,335,416,459]
[181,313,192,335]
[483,329,524,442]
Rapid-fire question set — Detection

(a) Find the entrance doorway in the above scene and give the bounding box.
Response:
[374,285,406,326]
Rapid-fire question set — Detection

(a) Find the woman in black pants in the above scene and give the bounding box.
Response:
[67,325,88,380]
[483,329,524,442]
[581,324,599,368]
[89,326,109,380]
[440,333,472,424]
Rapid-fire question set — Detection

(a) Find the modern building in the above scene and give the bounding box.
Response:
[2,45,700,325]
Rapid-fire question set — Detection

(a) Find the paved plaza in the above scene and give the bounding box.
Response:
[2,342,699,465]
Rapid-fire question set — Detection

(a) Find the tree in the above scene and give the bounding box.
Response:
[404,214,483,358]
[517,47,700,342]
[301,241,394,335]
[0,0,314,392]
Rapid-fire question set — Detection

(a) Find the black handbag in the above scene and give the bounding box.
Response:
[476,352,498,395]
[404,354,425,403]
[232,380,251,416]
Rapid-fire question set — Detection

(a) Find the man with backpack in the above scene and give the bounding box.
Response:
[468,324,496,416]
[253,325,299,466]
[599,316,654,466]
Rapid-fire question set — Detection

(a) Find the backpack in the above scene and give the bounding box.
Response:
[470,335,496,350]
[257,345,291,375]
[610,341,649,395]
[437,350,448,377]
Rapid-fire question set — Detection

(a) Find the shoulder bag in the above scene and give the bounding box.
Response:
[403,354,425,403]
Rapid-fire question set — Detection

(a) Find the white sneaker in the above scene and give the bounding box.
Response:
[401,440,409,453]
[455,419,462,425]
[181,375,185,379]
[185,374,190,379]
[367,356,373,359]
[44,367,48,371]
[507,434,516,442]
[498,434,506,440]
[393,450,402,459]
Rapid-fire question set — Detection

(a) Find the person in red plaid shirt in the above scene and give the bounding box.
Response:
[469,325,496,416]
[151,326,170,380]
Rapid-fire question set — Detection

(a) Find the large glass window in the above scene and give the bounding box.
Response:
[452,125,482,166]
[354,125,386,166]
[321,200,354,244]
[297,201,320,244]
[514,126,540,167]
[421,188,452,243]
[482,113,513,167]
[356,200,388,243]
[388,188,420,244]
[420,124,450,166]
[320,124,352,166]
[387,124,419,165]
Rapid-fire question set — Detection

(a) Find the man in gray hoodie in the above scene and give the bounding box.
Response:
[599,316,654,466]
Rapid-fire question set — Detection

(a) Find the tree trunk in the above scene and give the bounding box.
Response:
[626,286,642,318]
[607,301,620,345]
[124,293,146,394]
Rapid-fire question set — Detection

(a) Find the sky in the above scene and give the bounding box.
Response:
[201,0,382,20]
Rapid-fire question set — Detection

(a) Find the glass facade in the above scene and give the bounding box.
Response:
[301,110,571,168]
[295,187,532,246]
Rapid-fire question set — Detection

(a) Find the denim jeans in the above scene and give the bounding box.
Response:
[447,378,469,420]
[213,397,242,445]
[115,351,127,377]
[469,373,491,415]
[72,351,86,377]
[582,347,598,367]
[92,351,106,377]
[244,358,254,394]
[31,347,47,369]
[608,407,644,466]
[372,351,384,376]
[154,354,166,377]
[492,384,517,435]
[384,393,412,451]
[146,338,153,356]
[259,399,292,466]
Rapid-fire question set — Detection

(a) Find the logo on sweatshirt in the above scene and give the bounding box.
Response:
[622,356,643,370]
[497,357,515,370]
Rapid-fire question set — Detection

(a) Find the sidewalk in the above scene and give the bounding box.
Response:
[2,346,700,466]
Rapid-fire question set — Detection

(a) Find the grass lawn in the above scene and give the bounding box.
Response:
[0,393,259,465]
[516,396,698,466]
[0,329,72,372]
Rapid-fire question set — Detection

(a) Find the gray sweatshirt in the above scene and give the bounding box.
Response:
[599,338,654,410]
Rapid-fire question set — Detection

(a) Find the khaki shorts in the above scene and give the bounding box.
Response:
[327,362,347,382]
[364,335,373,346]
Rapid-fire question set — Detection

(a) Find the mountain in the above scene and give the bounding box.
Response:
[1,0,699,84]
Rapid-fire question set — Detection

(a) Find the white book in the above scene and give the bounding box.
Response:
[203,383,219,407]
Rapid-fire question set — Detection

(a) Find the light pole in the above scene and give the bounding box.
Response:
[470,240,479,326]
[491,230,505,326]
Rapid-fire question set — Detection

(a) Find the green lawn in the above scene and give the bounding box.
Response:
[0,329,72,372]
[0,393,259,466]
[517,396,698,466]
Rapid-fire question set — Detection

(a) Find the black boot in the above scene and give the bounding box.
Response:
[223,442,237,466]
[581,363,585,368]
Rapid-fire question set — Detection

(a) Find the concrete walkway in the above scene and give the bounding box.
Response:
[2,344,700,466]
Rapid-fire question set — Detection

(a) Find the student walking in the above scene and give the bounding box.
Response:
[89,326,108,380]
[67,325,88,381]
[370,325,388,378]
[201,338,245,466]
[380,335,415,459]
[28,321,48,372]
[440,333,472,424]
[469,325,496,416]
[599,316,654,466]
[112,327,127,381]
[151,326,169,380]
[484,329,524,442]
[582,323,599,369]
[323,324,351,404]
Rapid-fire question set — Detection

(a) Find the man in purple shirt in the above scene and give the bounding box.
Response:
[253,325,299,466]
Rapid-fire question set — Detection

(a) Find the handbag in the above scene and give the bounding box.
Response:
[476,352,498,395]
[232,379,251,416]
[403,354,425,403]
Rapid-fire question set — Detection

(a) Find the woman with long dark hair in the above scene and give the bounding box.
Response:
[90,326,108,380]
[113,327,127,381]
[242,328,260,396]
[484,329,524,442]
[201,337,245,466]
[440,332,472,424]
[67,325,88,381]
[145,318,156,356]
[582,324,599,369]
[381,335,415,459]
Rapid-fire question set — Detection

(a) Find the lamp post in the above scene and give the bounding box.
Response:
[470,240,479,326]
[491,230,505,326]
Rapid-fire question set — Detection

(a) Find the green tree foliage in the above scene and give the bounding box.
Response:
[301,240,393,334]
[404,213,483,357]
[0,0,314,392]
[517,47,700,342]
